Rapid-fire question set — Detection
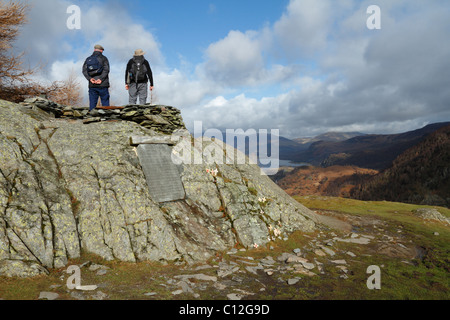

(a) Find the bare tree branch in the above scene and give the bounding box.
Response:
[0,1,69,103]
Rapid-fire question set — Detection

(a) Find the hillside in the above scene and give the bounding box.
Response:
[294,132,365,145]
[275,165,378,198]
[280,132,364,161]
[288,123,450,170]
[353,125,450,207]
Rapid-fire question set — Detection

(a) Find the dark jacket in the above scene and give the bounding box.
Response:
[82,51,110,88]
[125,56,154,86]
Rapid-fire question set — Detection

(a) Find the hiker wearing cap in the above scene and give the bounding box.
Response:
[82,44,111,111]
[125,49,154,105]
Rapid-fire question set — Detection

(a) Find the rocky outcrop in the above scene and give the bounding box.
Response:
[0,98,316,278]
[413,208,450,226]
[20,97,186,134]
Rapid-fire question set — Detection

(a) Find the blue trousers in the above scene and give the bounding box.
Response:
[89,87,110,110]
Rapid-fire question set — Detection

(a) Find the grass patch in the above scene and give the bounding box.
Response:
[296,196,450,242]
[295,195,450,219]
[290,196,450,299]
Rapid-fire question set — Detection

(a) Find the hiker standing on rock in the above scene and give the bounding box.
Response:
[82,44,111,111]
[125,49,154,105]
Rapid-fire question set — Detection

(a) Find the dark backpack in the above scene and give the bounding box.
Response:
[130,58,147,83]
[85,54,103,76]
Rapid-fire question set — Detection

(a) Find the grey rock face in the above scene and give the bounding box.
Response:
[413,208,450,225]
[0,260,49,278]
[0,98,316,277]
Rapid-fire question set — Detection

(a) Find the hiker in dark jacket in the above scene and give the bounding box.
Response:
[125,49,154,105]
[82,44,110,111]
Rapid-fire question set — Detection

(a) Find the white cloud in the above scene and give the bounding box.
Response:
[199,30,265,86]
[15,0,74,67]
[48,60,82,81]
[153,69,220,108]
[273,0,334,59]
[204,96,227,109]
[80,4,164,66]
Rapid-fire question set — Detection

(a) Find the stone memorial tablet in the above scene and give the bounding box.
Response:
[137,144,186,203]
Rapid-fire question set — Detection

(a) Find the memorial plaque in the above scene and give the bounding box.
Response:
[137,144,186,203]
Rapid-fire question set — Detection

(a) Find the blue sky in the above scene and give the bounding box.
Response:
[14,0,450,139]
[134,0,290,65]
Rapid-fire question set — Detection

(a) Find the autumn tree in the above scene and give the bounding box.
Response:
[0,2,28,81]
[47,69,83,107]
[0,1,66,102]
[0,1,34,100]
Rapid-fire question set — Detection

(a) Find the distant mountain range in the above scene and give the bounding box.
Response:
[279,132,364,163]
[294,132,366,145]
[280,122,450,170]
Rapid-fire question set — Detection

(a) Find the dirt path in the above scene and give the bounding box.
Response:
[303,210,353,233]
